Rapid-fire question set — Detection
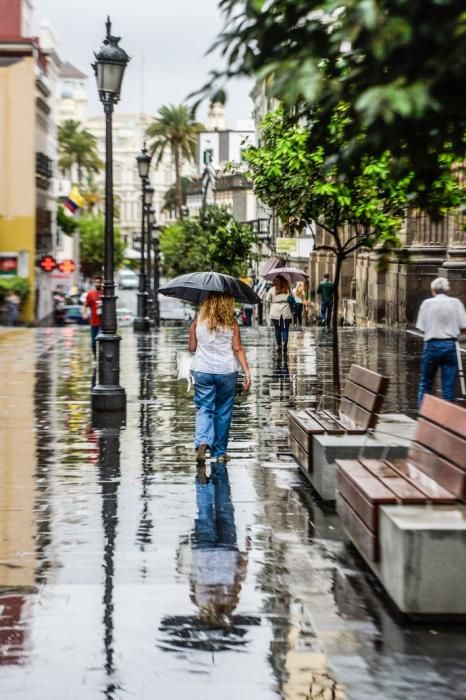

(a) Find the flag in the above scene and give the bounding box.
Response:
[64,187,85,214]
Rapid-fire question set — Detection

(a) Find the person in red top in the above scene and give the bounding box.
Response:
[82,275,103,359]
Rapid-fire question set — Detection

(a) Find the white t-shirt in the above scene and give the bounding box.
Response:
[192,320,240,374]
[416,294,466,341]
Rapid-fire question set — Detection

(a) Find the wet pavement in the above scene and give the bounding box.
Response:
[0,324,465,700]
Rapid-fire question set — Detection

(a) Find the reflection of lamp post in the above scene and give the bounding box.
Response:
[146,202,155,320]
[134,144,151,332]
[152,221,162,326]
[91,17,129,412]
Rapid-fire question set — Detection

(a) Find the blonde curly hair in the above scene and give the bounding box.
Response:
[198,293,236,332]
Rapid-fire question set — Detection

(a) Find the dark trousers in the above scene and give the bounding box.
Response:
[320,300,333,327]
[272,317,291,348]
[293,303,303,326]
[90,325,101,358]
[244,308,253,326]
[417,339,458,406]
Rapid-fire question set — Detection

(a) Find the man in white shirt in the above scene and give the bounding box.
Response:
[416,277,466,405]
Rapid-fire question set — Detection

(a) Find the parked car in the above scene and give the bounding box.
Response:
[63,305,88,325]
[116,306,135,327]
[159,296,195,322]
[117,269,138,289]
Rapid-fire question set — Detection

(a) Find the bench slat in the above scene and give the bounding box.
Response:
[386,459,457,503]
[305,409,343,434]
[337,492,379,562]
[359,459,428,502]
[348,365,389,395]
[413,418,466,470]
[405,446,466,500]
[290,435,311,473]
[342,379,382,413]
[338,399,373,430]
[420,394,466,439]
[336,462,396,531]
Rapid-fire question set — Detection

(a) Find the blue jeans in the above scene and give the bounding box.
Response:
[271,318,291,347]
[192,371,238,457]
[320,300,333,326]
[90,325,101,357]
[193,463,237,549]
[417,340,458,406]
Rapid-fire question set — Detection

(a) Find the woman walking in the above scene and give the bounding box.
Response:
[292,282,306,329]
[189,293,251,464]
[267,275,293,353]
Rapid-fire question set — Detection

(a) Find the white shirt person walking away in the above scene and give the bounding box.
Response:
[416,277,466,406]
[189,293,251,466]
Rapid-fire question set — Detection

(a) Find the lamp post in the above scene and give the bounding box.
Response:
[91,17,129,413]
[144,192,154,320]
[152,221,162,326]
[133,144,151,332]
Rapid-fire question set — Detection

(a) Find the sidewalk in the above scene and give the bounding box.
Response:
[0,325,464,699]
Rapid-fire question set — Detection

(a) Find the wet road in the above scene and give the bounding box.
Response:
[0,325,465,700]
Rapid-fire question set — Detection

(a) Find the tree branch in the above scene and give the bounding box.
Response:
[314,244,338,254]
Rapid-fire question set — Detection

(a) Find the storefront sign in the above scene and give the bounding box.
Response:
[0,252,18,277]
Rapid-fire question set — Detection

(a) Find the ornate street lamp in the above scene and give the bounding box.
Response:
[133,144,152,332]
[91,17,130,413]
[146,205,156,319]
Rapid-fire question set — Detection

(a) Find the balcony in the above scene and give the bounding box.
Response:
[36,152,53,179]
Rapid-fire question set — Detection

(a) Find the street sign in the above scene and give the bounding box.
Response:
[39,255,57,272]
[58,259,76,274]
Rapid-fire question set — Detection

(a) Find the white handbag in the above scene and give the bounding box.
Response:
[176,351,195,391]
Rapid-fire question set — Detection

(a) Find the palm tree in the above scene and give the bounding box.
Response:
[146,105,203,219]
[162,176,192,217]
[58,120,103,185]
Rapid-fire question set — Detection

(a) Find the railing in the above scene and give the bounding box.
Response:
[36,152,53,179]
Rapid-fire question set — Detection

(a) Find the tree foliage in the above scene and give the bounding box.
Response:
[201,0,466,197]
[0,277,30,304]
[58,120,103,185]
[162,176,192,213]
[160,205,254,277]
[78,215,124,279]
[146,105,203,219]
[57,204,79,236]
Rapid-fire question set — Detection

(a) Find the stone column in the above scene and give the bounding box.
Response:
[440,211,466,299]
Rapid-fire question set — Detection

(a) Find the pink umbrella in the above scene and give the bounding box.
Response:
[263,266,308,285]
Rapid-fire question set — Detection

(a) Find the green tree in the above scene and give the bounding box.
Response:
[201,0,466,199]
[146,105,203,219]
[160,205,254,277]
[78,215,124,279]
[162,176,192,214]
[0,277,30,305]
[58,120,103,185]
[57,204,78,235]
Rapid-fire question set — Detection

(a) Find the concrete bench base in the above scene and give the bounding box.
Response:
[298,414,416,502]
[355,505,466,616]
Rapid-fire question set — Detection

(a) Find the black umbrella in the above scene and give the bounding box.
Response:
[158,271,260,305]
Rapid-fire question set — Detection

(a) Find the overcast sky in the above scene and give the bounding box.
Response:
[34,0,253,126]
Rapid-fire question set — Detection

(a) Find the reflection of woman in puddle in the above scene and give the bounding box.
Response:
[190,463,250,628]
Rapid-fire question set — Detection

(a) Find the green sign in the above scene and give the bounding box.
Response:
[276,238,297,254]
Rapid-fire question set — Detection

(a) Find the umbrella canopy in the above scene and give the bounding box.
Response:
[158,271,261,305]
[263,266,308,285]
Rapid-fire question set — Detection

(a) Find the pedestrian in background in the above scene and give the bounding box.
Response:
[292,281,306,329]
[82,274,103,360]
[416,277,466,405]
[189,293,251,465]
[267,275,293,353]
[317,273,334,327]
[242,302,254,326]
[5,290,21,326]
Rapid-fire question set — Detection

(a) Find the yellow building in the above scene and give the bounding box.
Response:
[0,48,37,321]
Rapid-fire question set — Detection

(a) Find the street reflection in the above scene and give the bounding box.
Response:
[160,463,258,652]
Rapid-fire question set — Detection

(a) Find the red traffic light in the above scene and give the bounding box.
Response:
[39,255,57,272]
[58,259,76,274]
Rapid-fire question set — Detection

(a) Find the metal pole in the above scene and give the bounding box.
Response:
[153,230,160,326]
[133,180,149,331]
[91,98,126,412]
[146,206,153,321]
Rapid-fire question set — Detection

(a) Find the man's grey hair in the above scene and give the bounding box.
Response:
[431,277,450,293]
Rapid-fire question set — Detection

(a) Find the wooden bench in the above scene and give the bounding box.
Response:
[336,395,466,615]
[289,365,390,474]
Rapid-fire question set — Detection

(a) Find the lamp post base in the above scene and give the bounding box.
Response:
[91,331,126,412]
[133,317,151,332]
